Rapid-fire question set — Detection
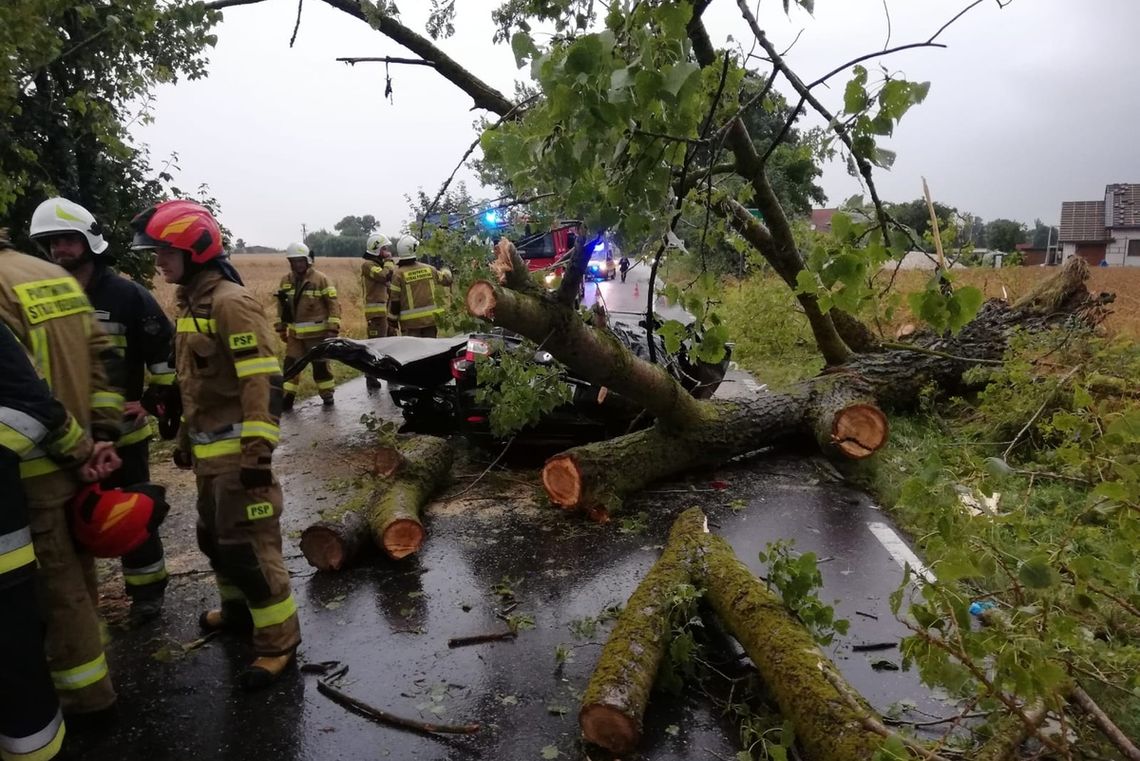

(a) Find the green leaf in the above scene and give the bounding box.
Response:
[510,32,536,68]
[663,61,700,98]
[658,319,687,355]
[565,34,603,74]
[540,745,561,759]
[947,286,984,332]
[1018,556,1058,590]
[829,211,853,241]
[844,66,868,113]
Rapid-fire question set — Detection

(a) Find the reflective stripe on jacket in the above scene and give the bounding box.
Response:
[0,247,121,481]
[174,270,283,475]
[388,260,452,331]
[276,268,340,338]
[360,258,394,317]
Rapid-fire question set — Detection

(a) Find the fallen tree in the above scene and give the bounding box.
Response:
[476,250,1109,519]
[299,435,453,569]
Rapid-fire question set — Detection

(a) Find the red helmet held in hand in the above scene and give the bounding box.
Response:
[70,482,169,558]
[130,199,223,264]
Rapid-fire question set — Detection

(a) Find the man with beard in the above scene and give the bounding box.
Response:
[29,198,175,624]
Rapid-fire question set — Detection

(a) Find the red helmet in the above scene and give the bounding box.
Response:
[70,483,169,558]
[130,200,224,264]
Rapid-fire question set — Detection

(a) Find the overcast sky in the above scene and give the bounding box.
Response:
[133,0,1140,247]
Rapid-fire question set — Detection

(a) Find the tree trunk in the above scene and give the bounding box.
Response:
[540,259,1106,517]
[580,508,886,760]
[687,513,884,761]
[578,509,707,753]
[299,436,453,569]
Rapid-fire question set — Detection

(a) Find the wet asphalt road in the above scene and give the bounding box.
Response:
[65,271,949,760]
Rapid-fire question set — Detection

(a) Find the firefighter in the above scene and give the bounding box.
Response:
[29,197,175,624]
[275,243,340,409]
[0,321,113,761]
[130,200,301,690]
[388,235,453,338]
[361,233,395,389]
[0,229,125,719]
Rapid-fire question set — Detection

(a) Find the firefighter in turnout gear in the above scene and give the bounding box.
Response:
[131,200,301,690]
[276,243,340,408]
[0,321,113,761]
[0,229,125,719]
[30,197,175,624]
[361,233,395,389]
[388,235,453,337]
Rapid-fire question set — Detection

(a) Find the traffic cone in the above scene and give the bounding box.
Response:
[633,282,640,298]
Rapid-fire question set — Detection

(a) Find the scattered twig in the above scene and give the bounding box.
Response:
[439,437,515,501]
[855,610,880,620]
[447,630,517,648]
[303,662,477,735]
[883,711,991,729]
[880,341,1005,366]
[851,641,897,653]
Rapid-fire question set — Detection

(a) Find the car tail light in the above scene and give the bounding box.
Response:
[465,338,491,361]
[450,357,474,380]
[466,415,486,423]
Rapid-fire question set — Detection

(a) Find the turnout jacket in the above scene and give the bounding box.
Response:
[85,264,175,445]
[0,244,123,479]
[360,257,394,319]
[388,259,453,331]
[276,267,340,338]
[174,269,283,476]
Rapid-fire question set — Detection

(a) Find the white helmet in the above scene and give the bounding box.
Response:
[365,233,392,257]
[395,234,419,258]
[29,197,109,255]
[285,242,312,261]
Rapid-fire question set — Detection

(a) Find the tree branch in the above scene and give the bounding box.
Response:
[336,56,435,66]
[207,0,516,115]
[1070,685,1140,761]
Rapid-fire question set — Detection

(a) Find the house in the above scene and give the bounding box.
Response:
[809,208,837,233]
[1059,183,1140,266]
[1014,243,1048,266]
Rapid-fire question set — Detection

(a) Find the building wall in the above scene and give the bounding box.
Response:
[1105,228,1140,266]
[1062,242,1107,265]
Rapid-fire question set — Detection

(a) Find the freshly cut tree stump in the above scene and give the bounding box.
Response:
[579,509,706,753]
[299,435,453,569]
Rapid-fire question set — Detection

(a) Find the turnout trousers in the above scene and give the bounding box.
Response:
[195,470,300,656]
[25,471,115,715]
[1,456,65,761]
[106,440,168,604]
[282,336,333,401]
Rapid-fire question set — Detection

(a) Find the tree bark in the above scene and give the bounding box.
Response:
[299,436,452,569]
[579,509,707,753]
[580,508,887,760]
[539,258,1105,517]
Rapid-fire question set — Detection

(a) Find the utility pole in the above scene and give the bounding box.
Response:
[301,223,307,242]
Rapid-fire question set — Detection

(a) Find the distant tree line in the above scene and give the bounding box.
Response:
[303,214,382,257]
[885,198,1058,254]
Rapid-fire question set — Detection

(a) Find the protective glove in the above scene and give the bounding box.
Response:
[172,449,192,470]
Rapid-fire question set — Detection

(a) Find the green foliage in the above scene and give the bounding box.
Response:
[659,271,731,364]
[758,539,849,646]
[474,340,573,438]
[983,218,1027,253]
[837,65,930,173]
[657,581,705,695]
[1,1,221,280]
[302,229,367,258]
[878,332,1140,751]
[333,214,378,237]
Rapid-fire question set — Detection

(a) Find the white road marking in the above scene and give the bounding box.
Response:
[867,521,937,583]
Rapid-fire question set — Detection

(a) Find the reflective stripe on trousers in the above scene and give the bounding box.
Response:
[0,528,35,575]
[122,558,168,587]
[50,653,108,692]
[0,708,65,761]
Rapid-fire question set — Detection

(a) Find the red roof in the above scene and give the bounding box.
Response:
[810,208,837,232]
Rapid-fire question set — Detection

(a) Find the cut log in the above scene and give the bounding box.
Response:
[299,435,453,569]
[579,507,890,760]
[579,509,707,753]
[686,511,885,761]
[807,375,889,459]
